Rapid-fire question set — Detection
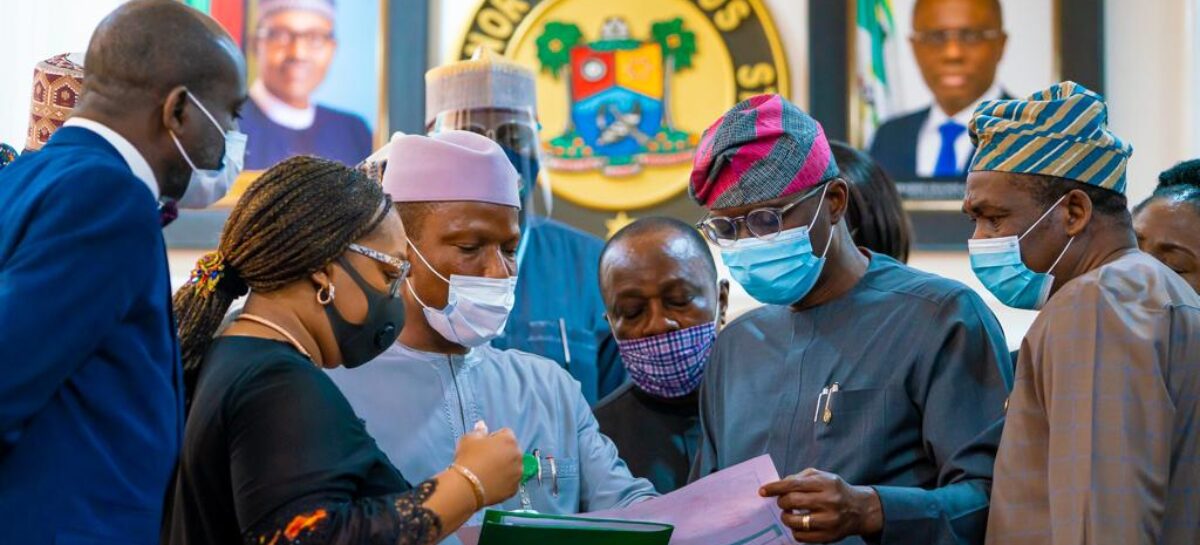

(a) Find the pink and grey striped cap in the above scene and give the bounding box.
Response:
[689,94,839,209]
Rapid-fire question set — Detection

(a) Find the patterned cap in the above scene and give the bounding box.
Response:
[689,94,839,209]
[26,53,85,152]
[258,0,335,21]
[969,81,1133,193]
[425,47,537,128]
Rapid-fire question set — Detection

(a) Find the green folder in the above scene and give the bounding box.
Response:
[478,509,673,545]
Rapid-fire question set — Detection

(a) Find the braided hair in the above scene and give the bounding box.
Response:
[1134,159,1200,216]
[173,156,392,402]
[830,141,913,263]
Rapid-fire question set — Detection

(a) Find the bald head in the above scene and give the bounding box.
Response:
[74,0,248,202]
[601,218,717,285]
[83,0,245,107]
[601,218,725,341]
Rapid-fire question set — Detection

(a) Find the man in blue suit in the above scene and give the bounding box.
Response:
[0,2,247,543]
[870,0,1008,181]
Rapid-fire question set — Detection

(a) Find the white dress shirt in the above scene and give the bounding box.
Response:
[249,79,316,130]
[915,85,1002,177]
[63,117,159,200]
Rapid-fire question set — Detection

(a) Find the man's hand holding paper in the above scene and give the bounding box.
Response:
[760,468,884,544]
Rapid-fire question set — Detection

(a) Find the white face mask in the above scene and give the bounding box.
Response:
[406,240,517,348]
[170,91,247,209]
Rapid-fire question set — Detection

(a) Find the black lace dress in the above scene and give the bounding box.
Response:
[167,336,442,545]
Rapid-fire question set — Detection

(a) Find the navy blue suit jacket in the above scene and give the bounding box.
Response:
[869,107,930,181]
[241,100,372,170]
[0,127,182,545]
[869,94,1012,181]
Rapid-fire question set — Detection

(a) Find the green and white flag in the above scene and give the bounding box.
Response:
[855,0,901,144]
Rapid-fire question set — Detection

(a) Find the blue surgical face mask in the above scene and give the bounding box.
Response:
[968,195,1074,310]
[501,145,540,206]
[719,184,832,306]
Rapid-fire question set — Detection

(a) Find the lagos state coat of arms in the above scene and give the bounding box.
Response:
[457,0,789,211]
[536,17,698,177]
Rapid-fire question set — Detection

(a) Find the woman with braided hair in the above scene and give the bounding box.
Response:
[166,156,522,545]
[1134,159,1200,293]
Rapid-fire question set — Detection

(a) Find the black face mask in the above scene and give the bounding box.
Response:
[325,257,406,368]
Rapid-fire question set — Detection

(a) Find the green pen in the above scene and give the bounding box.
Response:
[521,453,539,483]
[514,453,540,512]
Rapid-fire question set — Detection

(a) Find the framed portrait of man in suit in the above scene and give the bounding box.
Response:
[164,0,430,250]
[807,0,1103,246]
[186,0,389,200]
[859,0,1059,198]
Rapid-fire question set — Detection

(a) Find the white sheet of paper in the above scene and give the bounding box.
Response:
[588,455,791,545]
[457,455,791,545]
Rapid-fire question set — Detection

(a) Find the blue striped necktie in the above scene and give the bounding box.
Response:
[934,120,966,177]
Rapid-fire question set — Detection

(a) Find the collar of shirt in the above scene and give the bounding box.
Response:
[387,341,486,372]
[63,117,159,200]
[916,84,1003,177]
[250,79,316,130]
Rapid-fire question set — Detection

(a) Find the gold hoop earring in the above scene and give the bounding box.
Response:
[317,283,336,306]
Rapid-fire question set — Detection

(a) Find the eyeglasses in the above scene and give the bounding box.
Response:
[911,28,1003,47]
[257,27,334,49]
[348,243,410,297]
[697,185,826,247]
[461,122,540,157]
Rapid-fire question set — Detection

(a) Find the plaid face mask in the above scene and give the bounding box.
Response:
[616,322,718,398]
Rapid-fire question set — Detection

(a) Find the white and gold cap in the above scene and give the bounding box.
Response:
[424,48,537,128]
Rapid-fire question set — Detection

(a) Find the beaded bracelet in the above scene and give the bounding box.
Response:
[449,463,486,511]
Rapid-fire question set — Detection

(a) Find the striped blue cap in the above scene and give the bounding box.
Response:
[969,81,1132,193]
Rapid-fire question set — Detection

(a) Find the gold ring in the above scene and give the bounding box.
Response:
[802,513,812,532]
